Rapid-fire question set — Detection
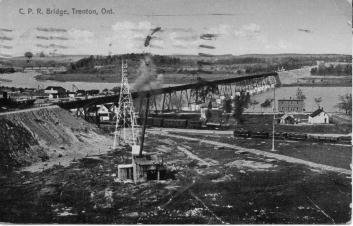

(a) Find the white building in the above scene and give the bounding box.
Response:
[97,103,115,121]
[44,86,66,99]
[308,108,329,124]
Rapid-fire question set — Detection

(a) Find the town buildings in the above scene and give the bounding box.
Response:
[308,107,329,124]
[278,99,305,112]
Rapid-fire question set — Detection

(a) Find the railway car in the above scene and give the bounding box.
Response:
[252,131,270,139]
[287,132,307,141]
[233,130,251,138]
[146,117,154,126]
[152,117,164,127]
[308,135,339,143]
[163,119,188,128]
[338,136,352,144]
[187,120,202,129]
[272,132,287,140]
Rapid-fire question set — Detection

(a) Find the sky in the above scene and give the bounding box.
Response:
[0,0,351,57]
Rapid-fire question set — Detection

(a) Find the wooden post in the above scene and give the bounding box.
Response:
[162,93,166,112]
[95,107,100,127]
[138,97,144,119]
[185,89,190,107]
[168,92,172,111]
[178,90,183,111]
[153,96,158,113]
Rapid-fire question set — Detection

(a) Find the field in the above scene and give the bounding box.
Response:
[0,128,351,223]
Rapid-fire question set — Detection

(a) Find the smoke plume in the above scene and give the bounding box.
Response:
[133,55,164,91]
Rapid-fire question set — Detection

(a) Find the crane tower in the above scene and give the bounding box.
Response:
[113,59,139,149]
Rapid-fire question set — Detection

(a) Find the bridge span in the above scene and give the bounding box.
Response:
[58,72,279,111]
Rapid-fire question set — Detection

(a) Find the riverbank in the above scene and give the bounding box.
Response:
[0,106,112,172]
[35,73,119,83]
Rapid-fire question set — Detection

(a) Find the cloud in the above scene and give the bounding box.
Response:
[264,39,295,51]
[168,31,200,50]
[63,28,95,54]
[206,23,261,39]
[67,28,94,42]
[234,23,261,38]
[168,28,194,32]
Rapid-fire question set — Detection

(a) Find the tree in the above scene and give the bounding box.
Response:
[111,86,120,94]
[295,88,306,100]
[39,52,45,57]
[336,93,352,115]
[24,51,33,63]
[232,91,250,125]
[223,97,232,113]
[314,97,322,108]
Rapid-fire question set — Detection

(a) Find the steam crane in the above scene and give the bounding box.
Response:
[116,27,165,183]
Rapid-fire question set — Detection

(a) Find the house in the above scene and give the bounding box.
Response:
[76,90,86,96]
[97,104,115,121]
[86,89,100,96]
[279,113,309,124]
[44,86,67,99]
[67,91,76,99]
[278,99,305,112]
[280,114,296,124]
[308,107,329,124]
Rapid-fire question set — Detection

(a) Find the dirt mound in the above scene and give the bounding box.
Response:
[0,107,109,170]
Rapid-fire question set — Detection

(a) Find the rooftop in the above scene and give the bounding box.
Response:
[310,108,324,117]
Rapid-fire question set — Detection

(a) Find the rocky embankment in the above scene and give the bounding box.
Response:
[0,106,112,171]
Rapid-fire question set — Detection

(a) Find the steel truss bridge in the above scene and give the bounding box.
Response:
[57,72,279,121]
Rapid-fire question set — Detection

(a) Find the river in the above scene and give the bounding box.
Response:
[0,72,120,91]
[0,71,351,113]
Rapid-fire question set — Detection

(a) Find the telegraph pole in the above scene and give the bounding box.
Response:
[271,85,276,151]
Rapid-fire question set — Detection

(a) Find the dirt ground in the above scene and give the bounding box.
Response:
[0,129,351,224]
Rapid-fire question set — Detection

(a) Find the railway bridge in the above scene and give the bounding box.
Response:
[57,72,280,123]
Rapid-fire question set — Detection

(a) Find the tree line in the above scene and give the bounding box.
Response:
[310,63,352,76]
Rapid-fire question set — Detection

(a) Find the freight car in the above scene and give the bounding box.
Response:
[338,136,352,144]
[252,131,270,139]
[145,117,164,127]
[308,135,339,143]
[163,119,188,128]
[233,129,252,138]
[151,117,164,127]
[187,120,203,129]
[286,132,307,141]
[272,132,287,140]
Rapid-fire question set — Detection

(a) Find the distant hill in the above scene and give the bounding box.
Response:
[0,55,89,68]
[237,53,351,58]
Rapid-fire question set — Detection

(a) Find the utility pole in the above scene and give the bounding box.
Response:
[139,95,150,156]
[271,85,276,151]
